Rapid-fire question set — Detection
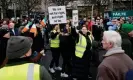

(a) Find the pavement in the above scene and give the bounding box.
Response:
[40,50,98,80]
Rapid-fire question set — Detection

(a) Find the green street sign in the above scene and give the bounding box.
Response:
[110,10,133,17]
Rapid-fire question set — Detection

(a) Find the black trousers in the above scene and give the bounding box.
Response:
[50,48,60,68]
[61,51,72,73]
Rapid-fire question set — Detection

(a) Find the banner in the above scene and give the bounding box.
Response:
[48,6,67,24]
[106,10,133,19]
[72,10,79,27]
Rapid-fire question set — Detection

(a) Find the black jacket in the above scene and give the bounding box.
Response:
[119,31,133,59]
[92,25,103,41]
[20,27,44,53]
[50,30,59,39]
[59,27,75,54]
[32,27,44,52]
[0,37,8,66]
[10,28,19,36]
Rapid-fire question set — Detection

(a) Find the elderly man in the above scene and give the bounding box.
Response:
[9,22,18,36]
[97,31,133,80]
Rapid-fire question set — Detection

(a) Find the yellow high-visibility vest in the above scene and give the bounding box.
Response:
[75,34,93,58]
[88,30,94,41]
[50,30,59,48]
[0,63,40,80]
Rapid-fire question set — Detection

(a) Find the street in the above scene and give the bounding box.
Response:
[40,50,97,80]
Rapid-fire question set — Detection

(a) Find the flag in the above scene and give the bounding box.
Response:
[30,24,37,37]
[22,22,32,33]
[40,17,46,27]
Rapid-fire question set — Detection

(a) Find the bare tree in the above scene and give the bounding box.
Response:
[82,0,110,16]
[82,0,92,17]
[51,0,73,6]
[96,0,110,16]
[0,0,12,18]
[18,0,42,16]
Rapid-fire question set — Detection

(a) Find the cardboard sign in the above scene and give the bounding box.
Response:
[72,10,79,27]
[48,6,67,24]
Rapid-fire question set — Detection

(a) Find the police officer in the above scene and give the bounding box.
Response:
[71,26,93,80]
[0,36,52,80]
[49,24,62,73]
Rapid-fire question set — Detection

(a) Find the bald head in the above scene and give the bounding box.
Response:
[9,23,15,29]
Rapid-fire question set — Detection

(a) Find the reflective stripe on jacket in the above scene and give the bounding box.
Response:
[0,63,40,80]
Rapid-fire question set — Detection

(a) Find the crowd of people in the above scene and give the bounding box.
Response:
[0,16,133,80]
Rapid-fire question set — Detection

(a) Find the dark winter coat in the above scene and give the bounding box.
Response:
[71,27,92,79]
[119,31,133,59]
[0,37,9,66]
[9,28,19,36]
[92,25,103,41]
[32,27,44,53]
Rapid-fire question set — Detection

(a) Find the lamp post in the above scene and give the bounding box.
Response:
[91,4,94,20]
[0,7,3,19]
[13,3,17,22]
[108,0,113,11]
[131,0,132,10]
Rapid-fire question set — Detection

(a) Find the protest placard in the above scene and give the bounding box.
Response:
[48,6,67,24]
[72,10,79,27]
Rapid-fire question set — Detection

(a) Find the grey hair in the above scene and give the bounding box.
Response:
[103,31,122,48]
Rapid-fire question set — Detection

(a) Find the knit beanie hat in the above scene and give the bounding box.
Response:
[121,23,133,33]
[0,27,9,38]
[6,36,33,59]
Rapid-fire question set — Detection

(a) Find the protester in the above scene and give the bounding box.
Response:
[87,18,93,31]
[92,24,103,42]
[49,24,62,73]
[97,31,133,80]
[108,19,118,31]
[9,22,19,36]
[0,36,52,80]
[60,23,72,77]
[103,17,109,30]
[0,27,10,66]
[1,20,8,28]
[79,18,86,27]
[15,19,22,28]
[30,20,44,63]
[71,26,93,80]
[119,23,133,59]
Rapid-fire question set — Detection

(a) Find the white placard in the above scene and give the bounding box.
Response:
[72,10,79,27]
[48,6,67,24]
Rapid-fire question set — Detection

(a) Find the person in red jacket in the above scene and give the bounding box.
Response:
[87,18,93,31]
